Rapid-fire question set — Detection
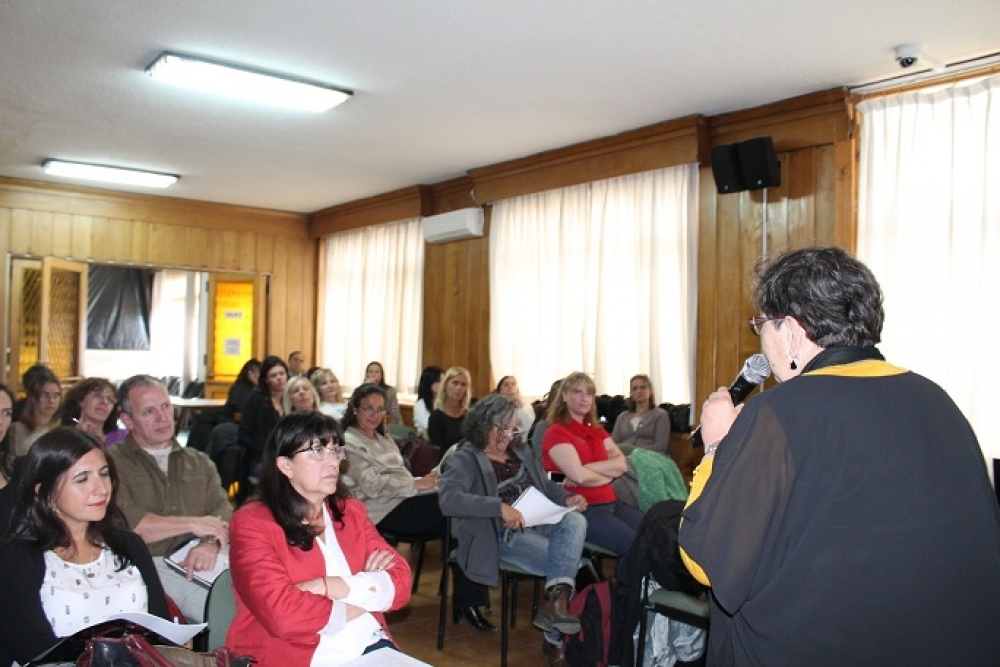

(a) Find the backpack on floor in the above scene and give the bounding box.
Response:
[565,580,614,667]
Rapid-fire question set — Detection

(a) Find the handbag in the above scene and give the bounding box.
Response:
[76,632,255,667]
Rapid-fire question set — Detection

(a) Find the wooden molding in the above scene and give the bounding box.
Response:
[429,176,477,215]
[309,185,430,238]
[708,88,850,150]
[468,115,705,203]
[0,177,308,238]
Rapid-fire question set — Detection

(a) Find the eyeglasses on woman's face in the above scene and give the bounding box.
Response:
[290,435,347,461]
[496,425,523,440]
[358,404,387,415]
[749,315,785,336]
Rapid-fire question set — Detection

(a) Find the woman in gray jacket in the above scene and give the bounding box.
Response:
[438,393,588,664]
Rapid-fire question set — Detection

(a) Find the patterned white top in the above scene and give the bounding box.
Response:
[41,547,149,637]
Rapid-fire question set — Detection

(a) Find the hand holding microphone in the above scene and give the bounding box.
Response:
[690,353,771,448]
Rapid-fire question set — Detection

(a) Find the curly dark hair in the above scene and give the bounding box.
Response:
[341,384,387,436]
[258,411,348,551]
[753,247,884,348]
[56,377,120,435]
[464,393,520,450]
[0,383,16,483]
[8,427,135,570]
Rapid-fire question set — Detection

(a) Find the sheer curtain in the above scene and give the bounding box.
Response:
[318,218,424,396]
[148,270,201,387]
[857,75,1000,464]
[490,164,699,401]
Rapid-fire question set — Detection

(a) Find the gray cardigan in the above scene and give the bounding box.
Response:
[437,440,570,586]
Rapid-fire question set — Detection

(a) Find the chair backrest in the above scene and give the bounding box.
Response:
[203,568,236,651]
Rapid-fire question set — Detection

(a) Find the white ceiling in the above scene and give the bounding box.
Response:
[1,1,998,213]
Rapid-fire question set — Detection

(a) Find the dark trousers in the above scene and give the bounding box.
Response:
[378,494,487,608]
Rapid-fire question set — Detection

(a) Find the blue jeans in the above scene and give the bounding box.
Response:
[583,500,644,557]
[496,511,587,589]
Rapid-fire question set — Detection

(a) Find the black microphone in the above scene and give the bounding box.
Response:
[689,353,771,448]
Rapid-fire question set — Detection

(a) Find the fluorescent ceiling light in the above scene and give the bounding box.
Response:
[147,51,352,112]
[42,160,179,188]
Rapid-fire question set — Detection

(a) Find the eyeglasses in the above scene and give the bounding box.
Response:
[291,435,347,461]
[90,393,117,405]
[358,405,387,415]
[749,315,785,336]
[496,426,523,440]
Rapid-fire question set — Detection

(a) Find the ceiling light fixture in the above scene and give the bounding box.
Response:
[42,159,179,188]
[146,51,353,112]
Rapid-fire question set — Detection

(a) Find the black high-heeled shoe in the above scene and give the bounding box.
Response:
[453,606,496,632]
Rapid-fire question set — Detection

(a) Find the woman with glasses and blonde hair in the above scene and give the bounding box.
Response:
[56,377,127,447]
[340,384,492,631]
[227,411,412,666]
[428,366,473,455]
[543,372,644,557]
[611,374,672,456]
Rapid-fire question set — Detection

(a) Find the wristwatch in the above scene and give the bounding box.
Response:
[199,536,221,548]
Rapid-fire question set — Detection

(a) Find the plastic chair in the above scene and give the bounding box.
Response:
[202,569,237,651]
[635,572,709,667]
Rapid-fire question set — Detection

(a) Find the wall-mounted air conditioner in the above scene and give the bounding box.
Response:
[421,207,484,244]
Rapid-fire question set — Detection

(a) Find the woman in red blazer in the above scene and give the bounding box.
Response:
[227,412,411,666]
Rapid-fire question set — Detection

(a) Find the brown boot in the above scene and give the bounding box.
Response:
[542,637,570,667]
[533,583,581,635]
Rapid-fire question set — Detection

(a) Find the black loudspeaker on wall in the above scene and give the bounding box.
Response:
[710,136,781,193]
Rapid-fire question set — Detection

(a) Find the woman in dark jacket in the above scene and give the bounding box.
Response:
[0,428,168,667]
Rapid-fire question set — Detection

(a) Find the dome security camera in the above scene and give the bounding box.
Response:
[895,44,921,69]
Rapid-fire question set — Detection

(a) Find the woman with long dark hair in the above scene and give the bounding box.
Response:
[227,412,411,665]
[56,377,126,447]
[238,355,289,477]
[0,428,168,667]
[11,367,61,456]
[0,383,16,491]
[413,366,443,437]
[226,358,261,417]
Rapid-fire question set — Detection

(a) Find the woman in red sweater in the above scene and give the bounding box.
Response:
[227,412,411,665]
[542,372,644,557]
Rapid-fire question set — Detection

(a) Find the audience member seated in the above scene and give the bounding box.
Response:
[11,364,50,423]
[227,412,411,666]
[529,378,564,460]
[226,358,261,418]
[56,377,127,447]
[0,428,169,667]
[364,361,402,425]
[310,368,347,420]
[341,384,493,631]
[287,350,307,377]
[495,375,536,435]
[0,383,19,537]
[283,374,322,414]
[11,367,61,456]
[107,375,232,623]
[611,374,672,456]
[427,366,473,455]
[412,366,443,438]
[238,355,289,484]
[438,394,588,665]
[543,372,644,558]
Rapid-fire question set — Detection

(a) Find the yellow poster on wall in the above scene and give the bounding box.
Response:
[213,281,254,377]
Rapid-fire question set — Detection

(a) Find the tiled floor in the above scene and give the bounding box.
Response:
[386,540,559,667]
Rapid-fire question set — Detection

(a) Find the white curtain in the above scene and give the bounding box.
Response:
[148,270,201,388]
[318,218,424,396]
[490,164,699,402]
[857,75,1000,464]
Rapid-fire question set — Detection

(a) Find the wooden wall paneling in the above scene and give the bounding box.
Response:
[833,138,857,251]
[301,238,317,363]
[786,150,817,248]
[215,230,239,271]
[270,235,289,358]
[51,213,72,258]
[70,214,93,259]
[90,217,114,262]
[186,226,209,269]
[694,168,719,420]
[28,210,54,257]
[238,232,257,273]
[814,145,837,246]
[10,209,31,254]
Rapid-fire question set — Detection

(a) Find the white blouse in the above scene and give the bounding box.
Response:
[41,547,149,637]
[310,506,394,666]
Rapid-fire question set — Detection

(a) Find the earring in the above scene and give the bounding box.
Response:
[790,357,798,371]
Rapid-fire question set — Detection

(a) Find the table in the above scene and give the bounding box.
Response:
[170,396,225,434]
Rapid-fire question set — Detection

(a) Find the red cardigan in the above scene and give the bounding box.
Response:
[226,499,412,666]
